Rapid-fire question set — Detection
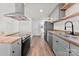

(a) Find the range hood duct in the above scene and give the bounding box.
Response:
[4,3,27,21]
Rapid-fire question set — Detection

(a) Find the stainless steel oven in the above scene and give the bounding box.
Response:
[21,34,30,56]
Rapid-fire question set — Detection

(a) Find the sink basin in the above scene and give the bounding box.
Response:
[58,32,79,39]
[53,31,79,43]
[59,33,70,37]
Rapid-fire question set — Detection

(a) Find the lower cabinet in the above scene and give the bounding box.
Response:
[52,35,59,55]
[11,39,21,56]
[0,39,21,56]
[47,32,79,56]
[47,32,53,48]
[70,44,79,56]
[53,35,69,56]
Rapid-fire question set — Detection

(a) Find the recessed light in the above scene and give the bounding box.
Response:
[40,9,43,13]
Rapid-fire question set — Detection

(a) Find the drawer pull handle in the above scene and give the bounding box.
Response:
[12,51,15,53]
[56,41,59,42]
[69,51,71,53]
[17,42,19,44]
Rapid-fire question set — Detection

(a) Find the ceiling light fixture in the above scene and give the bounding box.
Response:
[40,9,43,13]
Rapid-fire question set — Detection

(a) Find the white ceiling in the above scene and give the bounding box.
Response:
[25,3,58,20]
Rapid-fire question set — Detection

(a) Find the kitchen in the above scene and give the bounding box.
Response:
[0,3,79,56]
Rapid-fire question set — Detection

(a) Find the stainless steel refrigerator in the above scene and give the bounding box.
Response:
[44,21,54,42]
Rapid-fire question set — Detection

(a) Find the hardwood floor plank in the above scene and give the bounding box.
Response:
[27,36,55,56]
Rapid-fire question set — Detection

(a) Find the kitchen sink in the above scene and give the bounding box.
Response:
[58,32,79,41]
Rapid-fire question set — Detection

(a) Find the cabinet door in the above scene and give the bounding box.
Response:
[53,35,69,56]
[12,39,21,56]
[0,44,11,56]
[53,35,59,55]
[47,32,53,48]
[70,50,78,56]
[70,44,79,56]
[57,38,69,56]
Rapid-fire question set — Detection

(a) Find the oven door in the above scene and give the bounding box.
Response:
[22,36,30,56]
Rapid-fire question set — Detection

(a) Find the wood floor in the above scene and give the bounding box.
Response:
[27,36,55,56]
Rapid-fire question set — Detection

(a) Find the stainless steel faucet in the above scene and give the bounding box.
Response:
[64,21,74,35]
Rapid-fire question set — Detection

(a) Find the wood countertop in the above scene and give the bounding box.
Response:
[6,32,31,37]
[48,30,79,47]
[0,36,20,44]
[0,32,31,44]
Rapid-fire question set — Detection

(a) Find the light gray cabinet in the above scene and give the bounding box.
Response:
[0,39,21,56]
[11,39,21,56]
[53,35,69,56]
[47,32,79,56]
[70,44,79,56]
[52,35,59,55]
[57,37,69,56]
[47,32,53,48]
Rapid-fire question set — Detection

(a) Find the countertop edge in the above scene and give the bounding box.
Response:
[48,30,79,47]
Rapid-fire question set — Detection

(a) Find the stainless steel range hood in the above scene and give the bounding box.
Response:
[4,3,27,21]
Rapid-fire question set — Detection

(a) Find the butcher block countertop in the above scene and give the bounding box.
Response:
[6,32,31,37]
[0,35,20,44]
[48,30,79,47]
[0,32,31,44]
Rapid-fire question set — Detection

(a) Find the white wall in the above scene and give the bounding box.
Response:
[0,3,15,15]
[19,19,32,34]
[0,3,19,34]
[6,19,19,34]
[24,3,58,36]
[0,16,19,34]
[54,3,79,32]
[50,5,59,21]
[0,3,32,35]
[32,19,41,35]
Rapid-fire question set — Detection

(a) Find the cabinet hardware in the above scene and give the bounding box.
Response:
[12,51,15,53]
[56,41,59,42]
[17,42,19,44]
[69,51,71,53]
